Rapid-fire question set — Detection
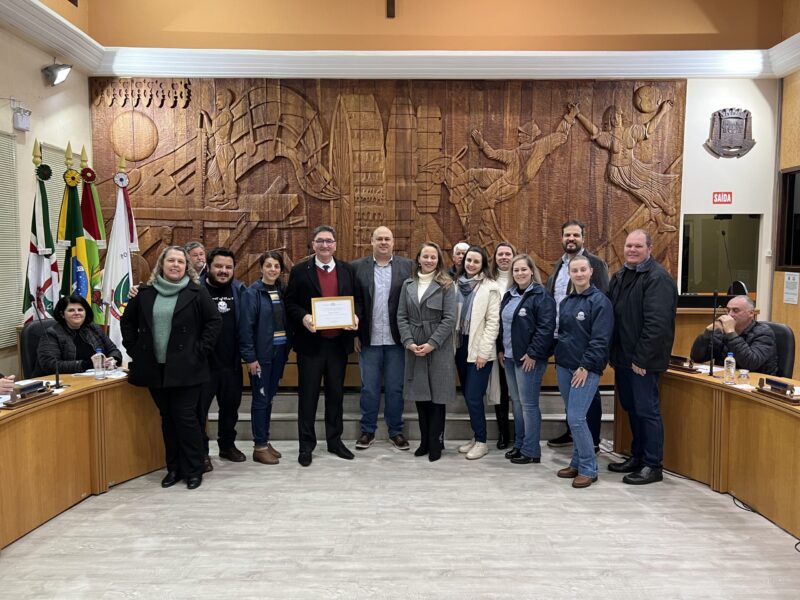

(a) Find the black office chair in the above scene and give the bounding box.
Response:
[727,281,748,295]
[763,321,795,379]
[19,318,55,378]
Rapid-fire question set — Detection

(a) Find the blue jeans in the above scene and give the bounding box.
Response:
[615,366,663,468]
[249,344,289,447]
[455,336,493,443]
[556,365,600,478]
[358,344,406,437]
[504,357,546,458]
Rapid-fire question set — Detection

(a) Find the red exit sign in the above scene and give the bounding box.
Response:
[713,191,733,204]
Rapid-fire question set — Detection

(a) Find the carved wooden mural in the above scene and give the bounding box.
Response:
[89,78,686,283]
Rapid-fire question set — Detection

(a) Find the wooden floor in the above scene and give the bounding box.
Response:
[0,442,798,599]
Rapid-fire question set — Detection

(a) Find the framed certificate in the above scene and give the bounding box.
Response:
[311,296,356,330]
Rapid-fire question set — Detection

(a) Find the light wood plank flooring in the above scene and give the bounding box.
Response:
[1,443,798,599]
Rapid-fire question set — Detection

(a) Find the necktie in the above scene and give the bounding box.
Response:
[323,264,330,272]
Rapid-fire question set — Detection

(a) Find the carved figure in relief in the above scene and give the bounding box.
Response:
[573,100,678,233]
[200,88,239,209]
[449,104,578,247]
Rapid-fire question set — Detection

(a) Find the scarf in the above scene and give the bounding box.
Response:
[457,275,481,335]
[151,274,190,364]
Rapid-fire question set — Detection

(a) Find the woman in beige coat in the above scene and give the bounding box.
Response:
[454,246,501,460]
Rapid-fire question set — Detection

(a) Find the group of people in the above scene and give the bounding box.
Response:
[28,218,779,492]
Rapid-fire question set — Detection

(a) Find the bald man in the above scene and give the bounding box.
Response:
[690,295,777,375]
[608,229,677,485]
[352,227,414,450]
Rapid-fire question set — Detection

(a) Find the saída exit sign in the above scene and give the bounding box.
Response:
[712,191,733,205]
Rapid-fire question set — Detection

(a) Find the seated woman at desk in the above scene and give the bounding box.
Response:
[37,294,122,375]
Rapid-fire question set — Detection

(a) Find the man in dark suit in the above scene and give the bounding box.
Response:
[285,225,358,467]
[544,219,609,451]
[352,226,414,451]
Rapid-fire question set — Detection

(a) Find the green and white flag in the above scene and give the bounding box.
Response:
[101,183,135,362]
[23,162,60,323]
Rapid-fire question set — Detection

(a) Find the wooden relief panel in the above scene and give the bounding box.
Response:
[89,78,686,283]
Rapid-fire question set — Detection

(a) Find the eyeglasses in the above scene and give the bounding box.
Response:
[314,239,336,245]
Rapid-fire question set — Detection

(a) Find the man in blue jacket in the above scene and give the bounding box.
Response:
[608,230,677,485]
[199,247,247,468]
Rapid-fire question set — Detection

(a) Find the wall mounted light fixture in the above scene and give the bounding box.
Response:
[41,62,72,86]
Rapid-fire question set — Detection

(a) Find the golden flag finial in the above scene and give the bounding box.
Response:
[80,145,89,169]
[33,139,41,167]
[65,142,73,168]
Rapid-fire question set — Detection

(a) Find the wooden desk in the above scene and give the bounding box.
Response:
[614,369,800,538]
[0,376,163,549]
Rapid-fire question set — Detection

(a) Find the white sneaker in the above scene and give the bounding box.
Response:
[458,438,476,454]
[466,441,489,460]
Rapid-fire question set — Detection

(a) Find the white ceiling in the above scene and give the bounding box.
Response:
[2,0,799,79]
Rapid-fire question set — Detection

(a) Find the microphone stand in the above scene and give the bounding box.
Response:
[708,290,718,378]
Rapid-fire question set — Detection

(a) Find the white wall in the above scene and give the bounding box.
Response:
[0,26,92,375]
[679,78,780,315]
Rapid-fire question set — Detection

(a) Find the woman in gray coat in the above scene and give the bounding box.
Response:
[397,241,457,462]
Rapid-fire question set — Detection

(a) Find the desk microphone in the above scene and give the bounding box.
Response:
[721,230,733,285]
[708,290,718,378]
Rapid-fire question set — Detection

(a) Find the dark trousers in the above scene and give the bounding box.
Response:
[454,335,492,443]
[415,401,446,456]
[615,366,663,468]
[494,365,511,440]
[297,337,347,453]
[150,384,205,478]
[565,388,602,445]
[199,365,243,452]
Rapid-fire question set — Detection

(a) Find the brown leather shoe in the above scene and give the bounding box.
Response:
[572,475,598,489]
[557,467,579,479]
[219,446,247,462]
[253,446,279,465]
[265,443,282,458]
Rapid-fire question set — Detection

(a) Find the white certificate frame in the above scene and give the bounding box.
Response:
[311,296,356,330]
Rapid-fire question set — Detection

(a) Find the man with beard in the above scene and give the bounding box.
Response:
[545,219,609,451]
[199,247,247,469]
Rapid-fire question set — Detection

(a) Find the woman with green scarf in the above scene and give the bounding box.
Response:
[122,246,221,490]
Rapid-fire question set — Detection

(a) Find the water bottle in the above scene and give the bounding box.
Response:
[723,352,736,385]
[92,347,107,380]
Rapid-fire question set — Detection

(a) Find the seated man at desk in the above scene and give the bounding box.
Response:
[689,295,778,375]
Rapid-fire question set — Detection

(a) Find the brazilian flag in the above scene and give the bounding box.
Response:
[57,167,90,300]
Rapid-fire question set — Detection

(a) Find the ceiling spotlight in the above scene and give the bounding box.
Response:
[41,63,72,86]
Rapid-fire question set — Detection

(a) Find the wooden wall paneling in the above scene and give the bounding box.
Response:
[770,271,800,377]
[90,78,685,276]
[780,72,800,171]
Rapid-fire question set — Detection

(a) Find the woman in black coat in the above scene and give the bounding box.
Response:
[37,294,122,376]
[121,246,221,490]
